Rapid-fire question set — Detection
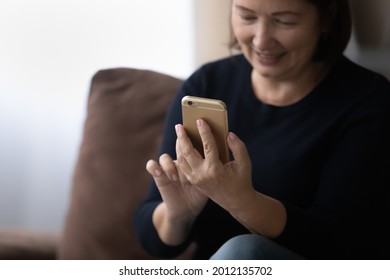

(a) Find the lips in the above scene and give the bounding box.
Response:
[254,51,285,66]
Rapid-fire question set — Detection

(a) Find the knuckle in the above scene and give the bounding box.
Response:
[206,168,220,181]
[188,173,201,186]
[203,139,216,153]
[189,165,221,187]
[181,147,193,158]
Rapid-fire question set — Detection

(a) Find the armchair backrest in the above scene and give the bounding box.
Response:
[58,68,182,259]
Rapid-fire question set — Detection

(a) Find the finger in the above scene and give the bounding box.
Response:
[175,124,202,166]
[174,159,191,185]
[196,119,219,162]
[175,137,182,159]
[227,132,251,170]
[177,154,194,181]
[159,153,178,181]
[145,159,171,187]
[146,159,163,177]
[175,138,193,178]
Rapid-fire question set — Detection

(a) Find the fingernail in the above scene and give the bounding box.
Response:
[228,132,237,141]
[197,119,203,127]
[154,169,162,177]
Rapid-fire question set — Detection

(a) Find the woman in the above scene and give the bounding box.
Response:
[135,0,390,259]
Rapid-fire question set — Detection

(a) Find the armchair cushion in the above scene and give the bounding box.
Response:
[58,68,182,259]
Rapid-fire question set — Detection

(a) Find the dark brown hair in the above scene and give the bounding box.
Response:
[229,0,352,62]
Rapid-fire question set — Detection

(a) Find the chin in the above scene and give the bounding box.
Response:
[254,66,282,80]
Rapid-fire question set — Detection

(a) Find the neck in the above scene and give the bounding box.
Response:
[251,63,329,107]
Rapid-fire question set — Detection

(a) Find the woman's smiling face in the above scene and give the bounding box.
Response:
[231,0,324,82]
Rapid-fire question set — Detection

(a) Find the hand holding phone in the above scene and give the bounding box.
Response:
[181,96,229,163]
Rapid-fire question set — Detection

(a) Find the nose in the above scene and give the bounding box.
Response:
[252,20,274,50]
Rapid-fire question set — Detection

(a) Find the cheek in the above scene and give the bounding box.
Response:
[279,29,320,54]
[231,18,253,45]
[234,28,253,48]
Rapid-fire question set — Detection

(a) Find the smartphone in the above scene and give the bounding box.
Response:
[181,95,229,163]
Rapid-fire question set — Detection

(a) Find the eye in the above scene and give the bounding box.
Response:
[274,18,297,26]
[239,13,257,22]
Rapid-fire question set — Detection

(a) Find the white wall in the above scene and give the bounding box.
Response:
[346,0,390,79]
[0,0,195,231]
[193,0,231,67]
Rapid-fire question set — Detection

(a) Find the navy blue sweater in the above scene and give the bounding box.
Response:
[135,55,390,259]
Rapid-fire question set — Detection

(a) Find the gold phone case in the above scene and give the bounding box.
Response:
[181,96,229,163]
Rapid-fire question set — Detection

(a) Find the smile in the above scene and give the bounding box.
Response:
[254,51,286,66]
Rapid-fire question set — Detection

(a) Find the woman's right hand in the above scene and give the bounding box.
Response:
[145,139,208,245]
[146,153,208,221]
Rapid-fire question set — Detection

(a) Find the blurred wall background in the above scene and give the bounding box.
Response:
[0,0,196,232]
[347,0,390,79]
[0,0,388,233]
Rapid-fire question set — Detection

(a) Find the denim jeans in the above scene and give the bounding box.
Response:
[210,234,305,260]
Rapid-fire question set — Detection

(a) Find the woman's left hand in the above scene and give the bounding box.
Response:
[175,119,256,214]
